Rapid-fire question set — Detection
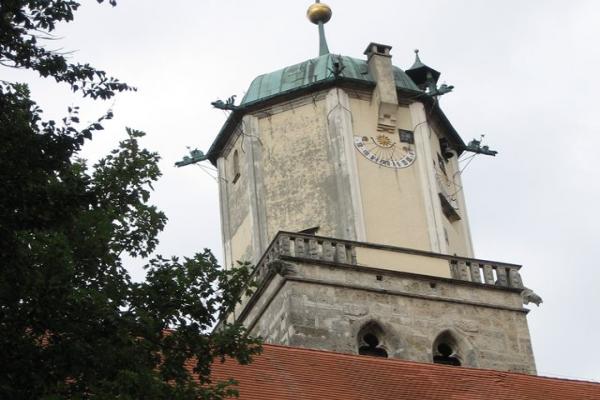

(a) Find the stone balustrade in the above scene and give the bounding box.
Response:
[275,233,358,264]
[448,258,523,289]
[253,232,357,283]
[253,231,524,290]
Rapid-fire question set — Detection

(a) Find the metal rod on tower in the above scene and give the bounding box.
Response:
[307,1,332,56]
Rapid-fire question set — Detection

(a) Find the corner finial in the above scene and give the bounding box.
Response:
[307,1,332,56]
[412,49,424,68]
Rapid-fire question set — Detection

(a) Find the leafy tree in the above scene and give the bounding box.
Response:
[0,0,129,99]
[0,1,260,399]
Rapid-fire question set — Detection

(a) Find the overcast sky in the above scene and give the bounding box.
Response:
[5,0,599,383]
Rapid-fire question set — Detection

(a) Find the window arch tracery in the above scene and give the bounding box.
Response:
[432,330,463,366]
[357,321,388,358]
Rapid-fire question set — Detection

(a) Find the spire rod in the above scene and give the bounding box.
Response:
[318,21,330,56]
[307,1,332,56]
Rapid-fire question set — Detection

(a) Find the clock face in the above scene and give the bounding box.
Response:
[353,131,416,169]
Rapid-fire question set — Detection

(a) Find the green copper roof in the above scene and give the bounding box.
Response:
[207,51,465,165]
[240,53,420,105]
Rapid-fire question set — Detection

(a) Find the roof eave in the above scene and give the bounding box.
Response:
[206,77,376,165]
[207,82,465,165]
[397,88,466,155]
[427,99,467,155]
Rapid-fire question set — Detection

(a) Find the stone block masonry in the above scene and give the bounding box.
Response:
[224,232,536,375]
[249,261,536,374]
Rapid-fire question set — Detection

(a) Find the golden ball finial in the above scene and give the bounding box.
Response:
[307,2,332,25]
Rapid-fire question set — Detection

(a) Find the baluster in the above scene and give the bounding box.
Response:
[322,240,334,261]
[508,268,524,289]
[449,261,459,279]
[496,266,508,287]
[482,264,495,285]
[457,260,471,281]
[308,238,319,259]
[335,243,347,263]
[279,234,291,256]
[349,246,357,265]
[295,237,306,257]
[470,263,482,283]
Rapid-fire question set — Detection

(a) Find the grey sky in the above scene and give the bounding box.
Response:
[5,0,599,382]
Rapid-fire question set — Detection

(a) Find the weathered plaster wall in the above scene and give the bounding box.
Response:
[229,213,253,266]
[349,98,432,251]
[218,91,365,267]
[428,124,474,257]
[218,129,254,268]
[217,85,476,267]
[258,97,345,242]
[354,246,452,278]
[246,261,536,374]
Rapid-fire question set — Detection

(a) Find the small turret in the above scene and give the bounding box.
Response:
[405,49,441,92]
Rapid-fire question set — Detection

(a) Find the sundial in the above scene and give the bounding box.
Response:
[353,130,416,169]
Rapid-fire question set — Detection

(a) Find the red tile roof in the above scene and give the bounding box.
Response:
[208,344,600,400]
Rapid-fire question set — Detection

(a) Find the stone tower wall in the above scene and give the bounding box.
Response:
[243,260,536,374]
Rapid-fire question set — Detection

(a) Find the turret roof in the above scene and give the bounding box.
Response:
[405,49,441,86]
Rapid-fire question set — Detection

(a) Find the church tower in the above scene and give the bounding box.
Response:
[198,2,539,374]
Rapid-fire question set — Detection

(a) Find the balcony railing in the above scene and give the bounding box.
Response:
[253,231,524,290]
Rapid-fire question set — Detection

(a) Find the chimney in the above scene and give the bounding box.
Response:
[364,43,398,132]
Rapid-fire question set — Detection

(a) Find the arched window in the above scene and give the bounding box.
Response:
[433,342,461,366]
[232,150,240,184]
[432,331,461,366]
[357,322,388,358]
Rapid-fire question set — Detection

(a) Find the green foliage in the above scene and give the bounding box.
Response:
[0,1,261,399]
[0,0,132,99]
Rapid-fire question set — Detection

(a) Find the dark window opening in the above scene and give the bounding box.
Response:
[433,343,461,366]
[232,150,240,184]
[439,138,454,160]
[398,129,414,144]
[437,153,447,176]
[359,333,388,358]
[376,275,383,281]
[439,193,461,222]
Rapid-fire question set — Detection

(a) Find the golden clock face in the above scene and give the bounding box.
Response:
[353,131,416,169]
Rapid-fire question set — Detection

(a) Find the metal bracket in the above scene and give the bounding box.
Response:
[464,136,498,156]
